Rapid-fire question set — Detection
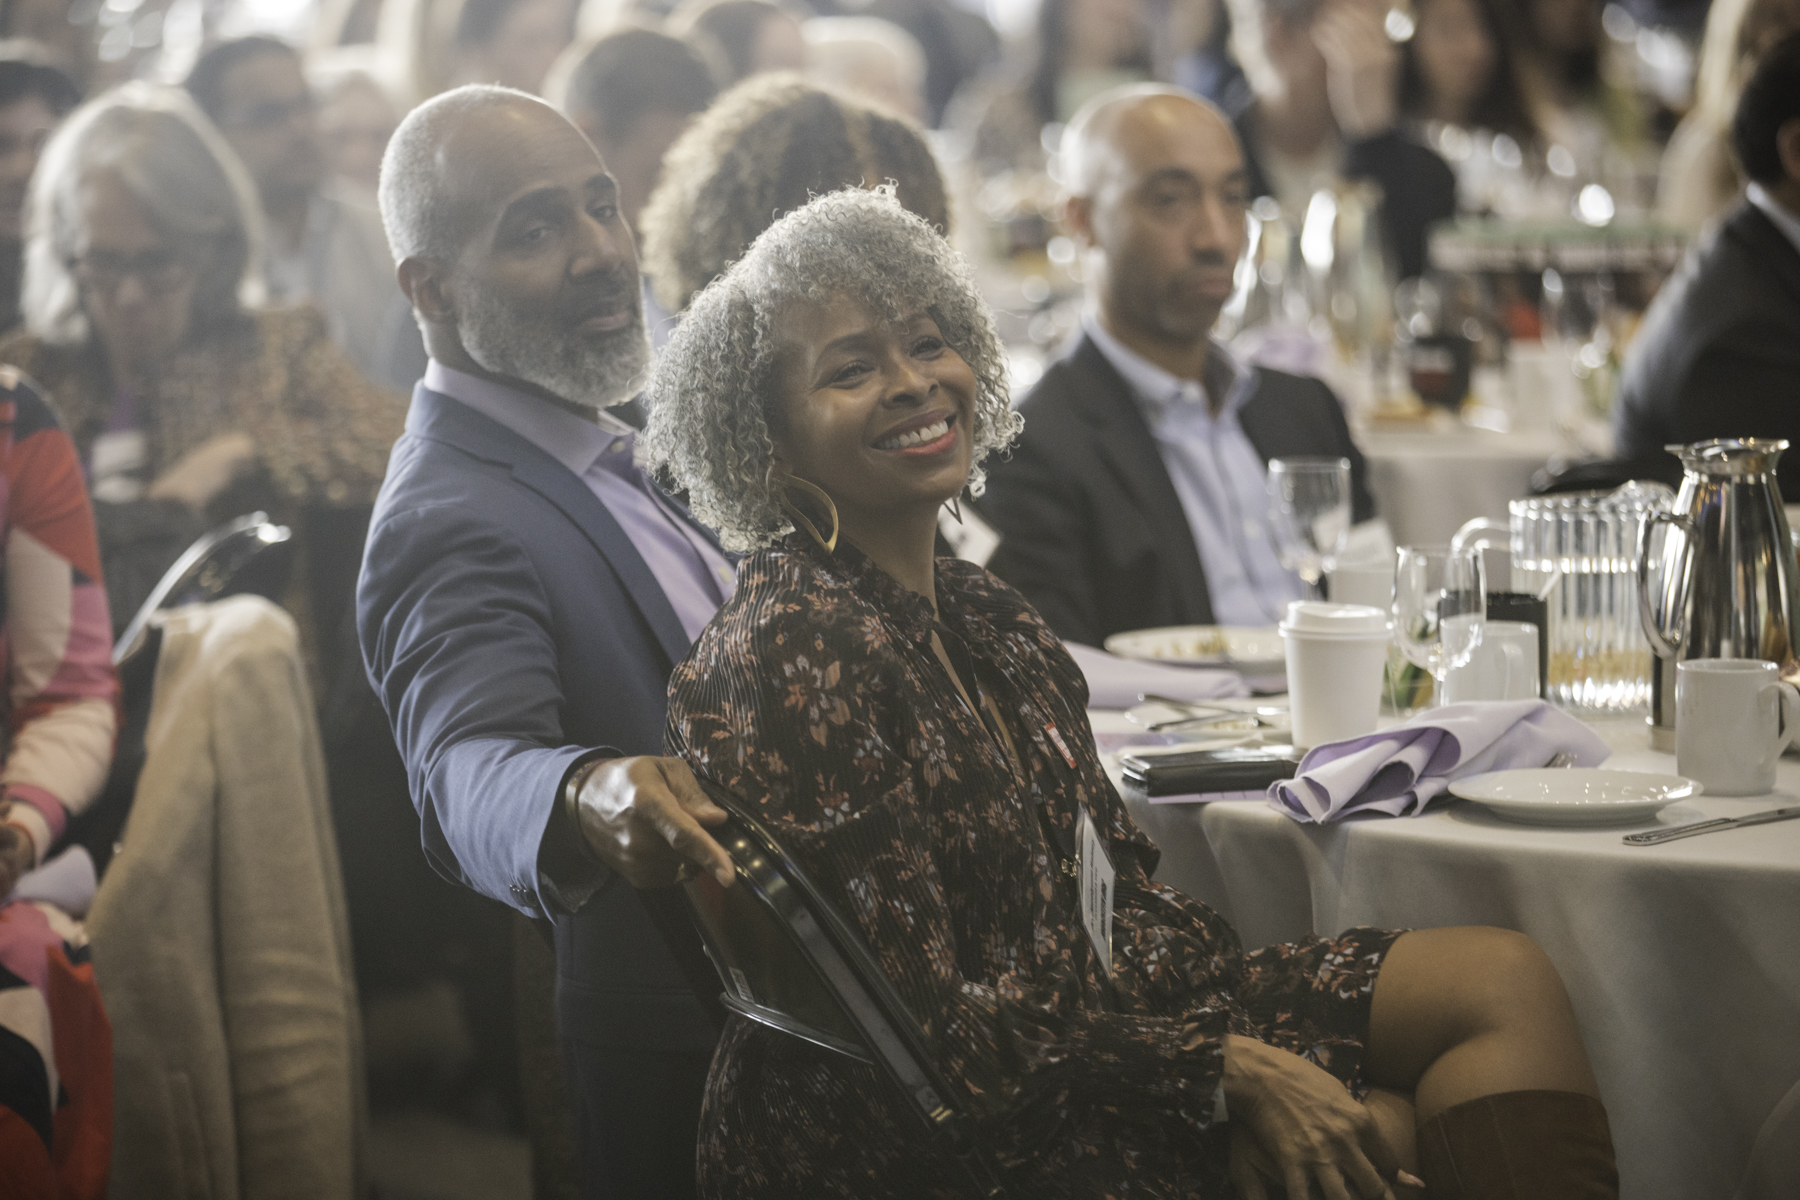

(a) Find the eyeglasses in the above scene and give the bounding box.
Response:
[68,250,196,297]
[220,94,315,131]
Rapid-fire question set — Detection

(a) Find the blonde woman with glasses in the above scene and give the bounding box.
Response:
[0,83,400,646]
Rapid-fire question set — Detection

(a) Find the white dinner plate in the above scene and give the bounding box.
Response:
[1124,698,1291,744]
[1448,768,1702,826]
[1103,625,1286,671]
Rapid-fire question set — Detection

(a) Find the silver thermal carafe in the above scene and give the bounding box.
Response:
[1637,439,1800,750]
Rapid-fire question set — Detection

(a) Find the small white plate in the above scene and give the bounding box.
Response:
[1103,625,1286,671]
[1124,698,1291,743]
[1448,768,1702,826]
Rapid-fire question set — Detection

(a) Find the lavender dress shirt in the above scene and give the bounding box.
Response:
[423,360,734,640]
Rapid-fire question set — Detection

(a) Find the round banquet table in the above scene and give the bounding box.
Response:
[1096,711,1800,1200]
[1355,425,1569,547]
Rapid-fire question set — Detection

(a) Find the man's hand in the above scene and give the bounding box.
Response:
[572,756,736,889]
[0,803,36,902]
[1223,1033,1400,1200]
[1314,0,1401,140]
[146,431,258,512]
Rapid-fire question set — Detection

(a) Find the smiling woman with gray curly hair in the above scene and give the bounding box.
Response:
[645,184,1016,554]
[652,186,1614,1200]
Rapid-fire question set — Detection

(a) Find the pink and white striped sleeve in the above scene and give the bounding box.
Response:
[0,377,118,865]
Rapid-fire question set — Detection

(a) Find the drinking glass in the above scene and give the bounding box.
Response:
[1394,545,1486,700]
[1267,456,1353,599]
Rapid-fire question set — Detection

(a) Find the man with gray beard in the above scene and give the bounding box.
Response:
[358,85,738,1199]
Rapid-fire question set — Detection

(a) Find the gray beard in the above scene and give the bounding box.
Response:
[456,279,651,411]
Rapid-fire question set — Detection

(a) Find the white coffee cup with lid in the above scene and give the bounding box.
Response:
[1279,601,1394,750]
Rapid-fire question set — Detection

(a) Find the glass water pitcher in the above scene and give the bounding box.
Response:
[1455,481,1674,713]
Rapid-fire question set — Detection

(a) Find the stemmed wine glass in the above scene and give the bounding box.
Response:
[1394,545,1486,703]
[1267,457,1353,600]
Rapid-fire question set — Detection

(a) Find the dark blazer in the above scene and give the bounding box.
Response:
[1232,106,1457,281]
[980,335,1374,648]
[1614,201,1800,500]
[357,386,716,1056]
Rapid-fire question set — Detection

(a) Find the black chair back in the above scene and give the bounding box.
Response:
[79,515,294,877]
[112,512,294,665]
[681,779,1010,1199]
[65,625,160,875]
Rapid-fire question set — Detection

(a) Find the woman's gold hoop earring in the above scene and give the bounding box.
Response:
[944,495,964,525]
[775,471,840,553]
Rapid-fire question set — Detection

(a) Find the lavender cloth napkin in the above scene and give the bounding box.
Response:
[1065,642,1249,709]
[1268,700,1611,823]
[5,845,96,916]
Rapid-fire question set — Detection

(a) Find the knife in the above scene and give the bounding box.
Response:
[1623,805,1800,846]
[1140,694,1287,732]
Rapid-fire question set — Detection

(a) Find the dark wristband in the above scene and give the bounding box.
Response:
[561,752,611,852]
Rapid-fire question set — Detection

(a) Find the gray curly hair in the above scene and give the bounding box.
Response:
[644,185,1020,553]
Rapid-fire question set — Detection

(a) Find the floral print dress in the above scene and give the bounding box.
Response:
[667,536,1401,1198]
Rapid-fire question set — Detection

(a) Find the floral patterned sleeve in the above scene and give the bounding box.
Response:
[667,549,1235,1141]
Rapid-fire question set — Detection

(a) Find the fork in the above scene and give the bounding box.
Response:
[1544,751,1578,768]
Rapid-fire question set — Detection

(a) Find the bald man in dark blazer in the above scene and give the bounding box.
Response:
[981,85,1372,648]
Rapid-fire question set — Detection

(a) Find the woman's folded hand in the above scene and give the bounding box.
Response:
[0,800,36,902]
[1222,1033,1398,1200]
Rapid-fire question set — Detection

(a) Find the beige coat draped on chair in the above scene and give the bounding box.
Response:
[87,595,364,1199]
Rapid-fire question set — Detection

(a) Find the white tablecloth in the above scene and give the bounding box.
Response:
[1357,426,1567,546]
[1102,713,1800,1200]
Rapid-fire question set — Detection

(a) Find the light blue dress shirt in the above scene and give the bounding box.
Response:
[1082,316,1302,626]
[424,360,735,641]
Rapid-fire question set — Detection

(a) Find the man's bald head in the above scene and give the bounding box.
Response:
[1058,83,1250,377]
[378,83,589,265]
[1060,85,1239,200]
[378,81,648,413]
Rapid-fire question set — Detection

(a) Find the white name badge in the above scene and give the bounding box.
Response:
[1076,807,1115,976]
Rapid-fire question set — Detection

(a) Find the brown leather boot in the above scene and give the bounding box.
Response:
[1416,1090,1618,1199]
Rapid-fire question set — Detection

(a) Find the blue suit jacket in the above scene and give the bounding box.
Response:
[358,384,715,1052]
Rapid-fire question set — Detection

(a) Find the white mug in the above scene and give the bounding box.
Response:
[1675,659,1800,797]
[1441,621,1539,704]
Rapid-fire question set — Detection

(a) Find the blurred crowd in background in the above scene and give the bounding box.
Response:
[0,0,1792,1186]
[0,0,1784,427]
[0,0,1782,466]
